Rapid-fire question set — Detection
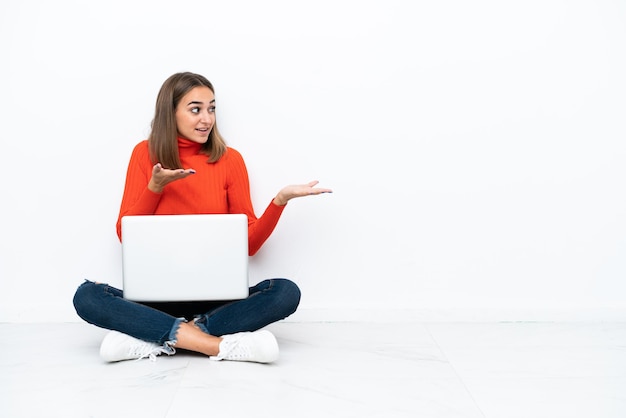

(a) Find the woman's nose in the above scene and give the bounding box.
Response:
[200,110,212,122]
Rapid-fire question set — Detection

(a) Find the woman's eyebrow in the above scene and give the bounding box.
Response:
[187,99,216,106]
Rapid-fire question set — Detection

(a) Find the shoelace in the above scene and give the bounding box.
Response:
[130,342,175,362]
[221,337,252,361]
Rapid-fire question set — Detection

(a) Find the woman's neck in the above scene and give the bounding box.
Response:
[178,137,203,157]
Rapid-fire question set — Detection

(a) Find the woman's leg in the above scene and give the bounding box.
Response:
[194,278,301,336]
[73,280,186,345]
[73,280,278,362]
[174,322,221,355]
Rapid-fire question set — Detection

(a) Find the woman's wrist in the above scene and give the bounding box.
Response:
[273,193,288,206]
[148,180,164,194]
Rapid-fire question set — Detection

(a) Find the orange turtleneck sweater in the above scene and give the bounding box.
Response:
[116,138,285,256]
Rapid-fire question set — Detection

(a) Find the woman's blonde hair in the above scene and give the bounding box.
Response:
[148,72,227,168]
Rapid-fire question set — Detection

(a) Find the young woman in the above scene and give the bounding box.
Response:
[73,72,331,363]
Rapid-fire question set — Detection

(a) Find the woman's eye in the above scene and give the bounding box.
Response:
[191,107,200,114]
[209,106,216,113]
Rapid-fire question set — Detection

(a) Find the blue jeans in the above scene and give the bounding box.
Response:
[73,279,301,346]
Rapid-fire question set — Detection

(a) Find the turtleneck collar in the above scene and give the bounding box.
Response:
[178,136,203,157]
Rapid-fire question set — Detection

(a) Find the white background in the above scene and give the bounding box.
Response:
[1,0,625,322]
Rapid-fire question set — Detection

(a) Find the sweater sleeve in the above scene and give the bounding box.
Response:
[115,141,162,241]
[225,148,286,255]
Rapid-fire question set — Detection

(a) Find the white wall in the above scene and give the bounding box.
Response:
[1,0,625,322]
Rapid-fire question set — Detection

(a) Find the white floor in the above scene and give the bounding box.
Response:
[1,321,625,418]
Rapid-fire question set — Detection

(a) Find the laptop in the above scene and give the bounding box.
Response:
[121,214,249,302]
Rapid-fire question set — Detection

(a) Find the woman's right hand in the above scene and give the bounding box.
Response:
[147,163,196,193]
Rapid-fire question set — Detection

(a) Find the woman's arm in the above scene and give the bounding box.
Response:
[225,148,332,255]
[115,142,195,241]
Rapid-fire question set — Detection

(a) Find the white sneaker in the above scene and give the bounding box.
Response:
[211,330,279,363]
[100,331,174,362]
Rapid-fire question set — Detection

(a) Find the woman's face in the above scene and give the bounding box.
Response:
[175,86,216,144]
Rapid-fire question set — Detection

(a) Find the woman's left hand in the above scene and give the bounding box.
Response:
[273,181,333,206]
